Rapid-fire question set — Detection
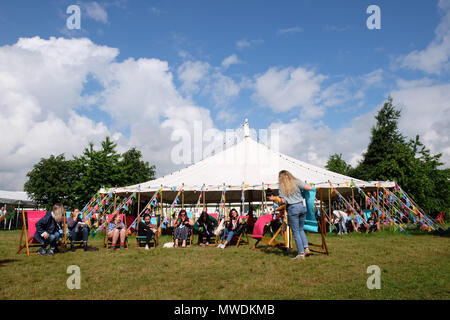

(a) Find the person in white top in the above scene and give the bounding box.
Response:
[332,210,348,235]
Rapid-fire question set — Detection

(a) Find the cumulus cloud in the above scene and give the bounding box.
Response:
[252,66,326,114]
[391,83,450,165]
[399,0,450,74]
[0,37,219,190]
[177,60,210,95]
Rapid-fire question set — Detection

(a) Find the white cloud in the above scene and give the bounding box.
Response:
[391,83,450,166]
[177,60,210,95]
[277,26,303,35]
[84,2,108,24]
[236,38,264,50]
[399,0,450,74]
[221,54,242,69]
[252,66,326,114]
[0,37,219,190]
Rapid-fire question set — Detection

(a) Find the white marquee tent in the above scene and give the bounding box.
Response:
[102,120,394,203]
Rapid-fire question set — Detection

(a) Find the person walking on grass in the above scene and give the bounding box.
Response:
[34,203,64,256]
[107,213,126,250]
[278,170,313,260]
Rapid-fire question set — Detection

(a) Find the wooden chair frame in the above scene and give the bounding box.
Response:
[17,210,47,256]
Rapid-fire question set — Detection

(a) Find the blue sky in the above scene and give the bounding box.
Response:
[0,0,449,190]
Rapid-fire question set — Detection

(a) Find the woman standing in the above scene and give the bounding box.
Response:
[278,170,313,260]
[173,209,194,248]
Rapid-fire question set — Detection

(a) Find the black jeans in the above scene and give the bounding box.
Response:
[138,226,154,245]
[70,226,90,242]
[198,231,212,244]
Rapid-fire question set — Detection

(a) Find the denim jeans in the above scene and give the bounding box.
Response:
[70,226,90,242]
[221,229,235,242]
[40,232,60,250]
[287,202,309,255]
[339,219,347,234]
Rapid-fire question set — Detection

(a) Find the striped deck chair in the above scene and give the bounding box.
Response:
[17,210,47,256]
[63,211,85,250]
[104,214,128,249]
[251,214,293,250]
[136,215,161,248]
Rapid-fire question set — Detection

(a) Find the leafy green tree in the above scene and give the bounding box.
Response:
[24,154,77,210]
[72,137,123,206]
[354,96,405,181]
[119,147,155,186]
[325,153,353,176]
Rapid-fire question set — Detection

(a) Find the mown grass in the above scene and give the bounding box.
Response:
[0,229,449,300]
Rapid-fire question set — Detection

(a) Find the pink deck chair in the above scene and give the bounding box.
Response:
[251,214,288,250]
[17,210,47,256]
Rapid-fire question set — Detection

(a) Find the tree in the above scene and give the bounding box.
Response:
[72,137,123,206]
[24,154,77,210]
[354,96,405,181]
[325,153,352,176]
[119,147,156,186]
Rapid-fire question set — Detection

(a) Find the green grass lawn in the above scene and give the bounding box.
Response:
[0,229,449,300]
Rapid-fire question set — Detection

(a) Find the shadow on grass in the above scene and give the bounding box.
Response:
[0,259,18,267]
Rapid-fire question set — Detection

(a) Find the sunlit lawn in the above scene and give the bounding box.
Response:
[0,229,449,300]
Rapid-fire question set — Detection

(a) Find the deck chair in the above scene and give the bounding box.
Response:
[226,215,250,247]
[104,214,129,249]
[136,215,161,249]
[172,211,194,247]
[193,214,219,245]
[17,210,47,256]
[63,211,86,250]
[301,189,328,255]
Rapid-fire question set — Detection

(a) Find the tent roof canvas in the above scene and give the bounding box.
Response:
[104,121,393,201]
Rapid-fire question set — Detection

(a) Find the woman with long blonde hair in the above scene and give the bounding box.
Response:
[34,203,64,255]
[278,170,313,260]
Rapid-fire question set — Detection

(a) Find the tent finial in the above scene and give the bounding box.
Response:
[244,119,250,138]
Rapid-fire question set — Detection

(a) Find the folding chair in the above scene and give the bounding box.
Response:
[227,215,250,247]
[302,189,328,255]
[104,213,129,249]
[136,215,161,249]
[172,211,194,247]
[17,210,47,256]
[63,211,86,250]
[193,213,219,245]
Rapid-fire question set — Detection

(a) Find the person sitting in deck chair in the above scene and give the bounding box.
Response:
[173,209,194,248]
[217,208,243,249]
[197,211,217,246]
[67,208,90,251]
[367,212,378,233]
[138,214,158,250]
[34,203,64,256]
[107,213,126,250]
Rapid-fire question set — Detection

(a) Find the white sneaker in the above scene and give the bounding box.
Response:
[217,243,222,248]
[145,245,149,250]
[220,244,225,249]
